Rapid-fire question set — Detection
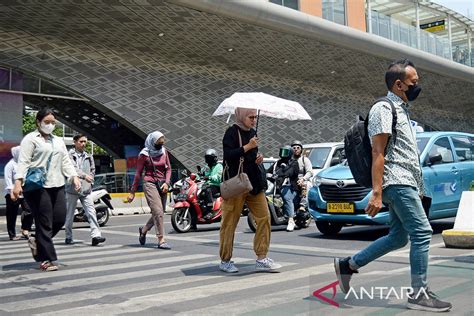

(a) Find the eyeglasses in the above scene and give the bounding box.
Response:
[248,116,257,120]
[292,146,301,150]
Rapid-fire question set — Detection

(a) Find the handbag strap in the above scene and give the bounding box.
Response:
[223,127,245,179]
[45,137,54,173]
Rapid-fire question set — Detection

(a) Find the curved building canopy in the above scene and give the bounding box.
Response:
[0,0,473,169]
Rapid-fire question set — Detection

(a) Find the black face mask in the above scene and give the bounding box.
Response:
[154,144,163,150]
[405,84,421,102]
[205,157,216,166]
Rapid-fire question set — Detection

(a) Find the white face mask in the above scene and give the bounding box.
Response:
[40,122,55,135]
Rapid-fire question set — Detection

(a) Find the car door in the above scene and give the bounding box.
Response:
[451,135,474,191]
[423,136,462,218]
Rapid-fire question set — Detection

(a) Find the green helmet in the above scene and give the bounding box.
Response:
[279,145,293,159]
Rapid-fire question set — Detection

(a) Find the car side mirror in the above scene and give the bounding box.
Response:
[330,156,341,166]
[428,153,442,165]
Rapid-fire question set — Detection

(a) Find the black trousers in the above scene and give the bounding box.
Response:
[204,185,220,208]
[23,186,66,262]
[5,194,33,238]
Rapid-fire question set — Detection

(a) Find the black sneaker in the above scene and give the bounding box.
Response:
[334,257,358,294]
[65,238,74,245]
[92,236,106,246]
[407,288,452,312]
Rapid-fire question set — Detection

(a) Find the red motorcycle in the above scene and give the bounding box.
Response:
[170,171,223,233]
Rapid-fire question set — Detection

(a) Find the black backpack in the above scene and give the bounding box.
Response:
[344,97,397,188]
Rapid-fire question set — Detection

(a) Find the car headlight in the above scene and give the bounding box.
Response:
[312,176,322,187]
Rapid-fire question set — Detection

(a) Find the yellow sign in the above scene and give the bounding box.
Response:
[327,202,354,214]
[420,20,445,33]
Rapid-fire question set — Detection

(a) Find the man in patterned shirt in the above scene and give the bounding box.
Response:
[334,59,451,312]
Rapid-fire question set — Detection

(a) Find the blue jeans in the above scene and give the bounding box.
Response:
[349,185,433,290]
[281,186,298,218]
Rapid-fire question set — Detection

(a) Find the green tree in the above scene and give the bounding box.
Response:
[22,112,109,156]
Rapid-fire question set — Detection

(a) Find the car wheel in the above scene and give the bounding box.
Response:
[316,221,343,235]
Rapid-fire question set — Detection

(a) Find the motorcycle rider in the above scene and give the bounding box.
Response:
[291,140,313,212]
[273,145,299,232]
[65,134,106,246]
[201,149,223,220]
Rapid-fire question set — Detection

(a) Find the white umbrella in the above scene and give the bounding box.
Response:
[213,92,311,121]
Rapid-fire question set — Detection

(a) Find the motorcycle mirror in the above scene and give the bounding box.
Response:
[196,165,201,172]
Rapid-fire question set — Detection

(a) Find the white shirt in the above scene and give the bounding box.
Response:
[16,130,77,188]
[4,159,16,195]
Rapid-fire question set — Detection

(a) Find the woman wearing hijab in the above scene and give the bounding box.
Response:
[4,146,33,240]
[128,131,171,249]
[219,107,281,273]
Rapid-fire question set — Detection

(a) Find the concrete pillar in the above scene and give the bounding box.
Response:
[346,0,366,31]
[468,29,472,66]
[367,0,372,33]
[300,0,322,17]
[447,14,453,60]
[415,1,420,49]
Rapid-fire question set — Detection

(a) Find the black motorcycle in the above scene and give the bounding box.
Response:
[247,174,311,232]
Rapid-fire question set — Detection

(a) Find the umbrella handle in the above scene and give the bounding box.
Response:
[255,109,260,136]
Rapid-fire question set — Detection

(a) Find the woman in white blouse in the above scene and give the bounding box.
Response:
[13,108,81,271]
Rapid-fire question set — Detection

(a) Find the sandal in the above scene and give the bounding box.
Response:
[28,236,38,261]
[157,242,171,250]
[21,231,30,240]
[138,227,146,246]
[40,261,58,271]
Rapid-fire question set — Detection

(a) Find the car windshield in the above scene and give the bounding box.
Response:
[416,137,430,155]
[305,147,331,169]
[262,160,275,170]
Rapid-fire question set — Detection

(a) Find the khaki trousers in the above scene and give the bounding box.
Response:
[143,182,166,239]
[219,191,271,261]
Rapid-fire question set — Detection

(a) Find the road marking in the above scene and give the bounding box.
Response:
[0,256,269,300]
[3,254,214,284]
[29,263,333,315]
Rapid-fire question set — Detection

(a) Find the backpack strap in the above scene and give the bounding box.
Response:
[371,97,398,145]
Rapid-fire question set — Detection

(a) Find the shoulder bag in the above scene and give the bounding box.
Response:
[220,129,253,199]
[23,142,53,192]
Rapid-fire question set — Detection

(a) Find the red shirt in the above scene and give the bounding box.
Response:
[130,152,171,193]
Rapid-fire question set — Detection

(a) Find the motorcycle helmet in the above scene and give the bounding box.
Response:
[291,140,303,149]
[278,145,293,159]
[204,148,218,165]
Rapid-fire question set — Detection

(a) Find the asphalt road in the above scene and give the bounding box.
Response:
[1,214,473,315]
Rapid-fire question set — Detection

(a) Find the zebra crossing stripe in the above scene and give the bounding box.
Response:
[2,253,214,285]
[1,257,293,312]
[0,245,149,265]
[30,263,332,315]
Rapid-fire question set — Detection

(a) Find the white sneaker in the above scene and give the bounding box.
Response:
[286,218,295,232]
[255,258,282,271]
[219,260,239,273]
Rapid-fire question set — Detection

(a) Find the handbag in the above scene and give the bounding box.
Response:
[23,150,53,192]
[23,167,47,192]
[220,129,253,200]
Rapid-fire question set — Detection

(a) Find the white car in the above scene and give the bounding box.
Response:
[302,142,345,177]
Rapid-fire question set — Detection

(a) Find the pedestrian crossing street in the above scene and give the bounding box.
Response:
[1,230,473,315]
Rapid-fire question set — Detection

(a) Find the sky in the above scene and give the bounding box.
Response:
[432,0,474,19]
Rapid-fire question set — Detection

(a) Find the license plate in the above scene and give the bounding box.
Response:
[327,202,354,213]
[176,193,187,201]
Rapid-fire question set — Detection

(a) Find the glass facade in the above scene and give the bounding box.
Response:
[322,0,346,26]
[369,10,451,60]
[269,0,299,11]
